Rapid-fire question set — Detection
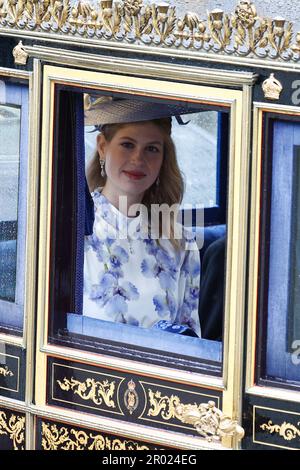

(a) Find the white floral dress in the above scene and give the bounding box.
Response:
[83,190,201,337]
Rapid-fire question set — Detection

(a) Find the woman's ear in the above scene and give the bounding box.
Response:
[97,133,107,159]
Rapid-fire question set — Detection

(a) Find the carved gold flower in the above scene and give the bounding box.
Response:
[124,0,143,17]
[234,0,257,28]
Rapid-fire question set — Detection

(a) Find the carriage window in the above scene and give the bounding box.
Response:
[48,87,229,371]
[260,116,300,386]
[0,81,28,334]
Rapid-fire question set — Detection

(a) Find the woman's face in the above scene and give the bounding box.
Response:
[97,121,164,201]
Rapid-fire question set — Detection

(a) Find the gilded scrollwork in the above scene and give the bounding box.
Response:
[0,411,25,450]
[42,422,151,450]
[0,1,300,62]
[56,377,116,408]
[147,390,244,442]
[148,389,181,420]
[260,420,300,442]
[0,365,14,377]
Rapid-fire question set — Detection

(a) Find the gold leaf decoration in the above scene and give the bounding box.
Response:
[147,390,244,443]
[56,377,116,408]
[261,420,300,442]
[0,411,25,450]
[0,365,14,377]
[0,1,299,62]
[148,389,181,420]
[42,422,153,450]
[175,400,244,442]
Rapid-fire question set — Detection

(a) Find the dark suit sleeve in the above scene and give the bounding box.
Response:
[198,236,226,341]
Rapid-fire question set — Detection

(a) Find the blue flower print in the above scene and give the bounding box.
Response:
[89,271,140,319]
[176,282,200,325]
[85,233,110,264]
[153,294,170,317]
[109,245,129,268]
[88,236,130,278]
[105,282,139,317]
[158,271,175,290]
[143,238,159,256]
[141,246,177,288]
[89,272,115,306]
[126,315,140,327]
[105,294,128,317]
[181,252,200,278]
[141,258,156,278]
[153,290,176,320]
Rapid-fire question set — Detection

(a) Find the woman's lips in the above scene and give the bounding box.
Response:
[123,170,146,180]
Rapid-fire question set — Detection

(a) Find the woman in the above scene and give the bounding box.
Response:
[83,95,201,337]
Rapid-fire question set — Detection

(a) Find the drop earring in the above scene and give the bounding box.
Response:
[156,176,160,186]
[100,159,106,177]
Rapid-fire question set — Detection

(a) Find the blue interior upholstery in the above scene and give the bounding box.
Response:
[193,224,226,262]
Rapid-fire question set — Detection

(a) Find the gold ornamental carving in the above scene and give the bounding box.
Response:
[0,1,300,62]
[0,411,25,450]
[0,365,14,377]
[56,377,116,408]
[12,40,28,64]
[124,379,139,414]
[147,390,244,443]
[42,422,151,450]
[261,420,300,442]
[262,73,283,100]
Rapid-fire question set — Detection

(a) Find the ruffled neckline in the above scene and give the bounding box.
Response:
[92,188,143,238]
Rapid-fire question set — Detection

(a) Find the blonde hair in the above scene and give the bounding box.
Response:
[86,118,185,250]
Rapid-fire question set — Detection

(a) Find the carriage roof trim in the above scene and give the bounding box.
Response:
[0,1,300,72]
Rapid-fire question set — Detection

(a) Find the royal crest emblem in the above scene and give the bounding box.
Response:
[124,380,139,415]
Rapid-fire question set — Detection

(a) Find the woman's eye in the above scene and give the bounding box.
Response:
[147,145,159,153]
[121,142,134,149]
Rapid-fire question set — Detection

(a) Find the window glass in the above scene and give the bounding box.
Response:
[174,111,218,208]
[50,88,229,371]
[0,105,20,302]
[0,81,28,333]
[85,111,219,209]
[264,118,300,384]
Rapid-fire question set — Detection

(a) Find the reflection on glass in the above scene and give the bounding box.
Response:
[173,112,218,208]
[85,112,219,209]
[83,97,201,337]
[64,95,224,359]
[266,119,300,384]
[289,146,300,345]
[55,91,226,365]
[0,105,21,303]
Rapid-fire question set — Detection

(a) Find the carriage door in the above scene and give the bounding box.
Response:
[0,71,31,450]
[243,103,300,450]
[29,59,256,450]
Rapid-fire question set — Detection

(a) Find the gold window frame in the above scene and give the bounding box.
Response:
[0,68,33,348]
[246,102,300,405]
[34,62,253,445]
[0,67,37,451]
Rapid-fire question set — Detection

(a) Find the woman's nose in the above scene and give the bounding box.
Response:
[131,147,144,163]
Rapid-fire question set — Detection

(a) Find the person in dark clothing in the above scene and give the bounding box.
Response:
[198,236,226,341]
